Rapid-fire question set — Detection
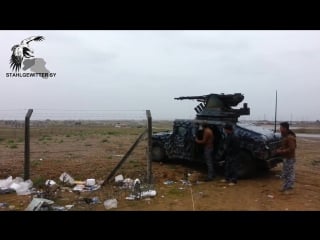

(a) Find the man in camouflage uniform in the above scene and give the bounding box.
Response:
[220,123,240,186]
[276,122,297,194]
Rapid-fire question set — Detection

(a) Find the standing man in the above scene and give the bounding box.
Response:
[276,121,297,194]
[221,123,240,186]
[195,121,215,181]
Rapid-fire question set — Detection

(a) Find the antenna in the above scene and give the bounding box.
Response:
[274,90,277,133]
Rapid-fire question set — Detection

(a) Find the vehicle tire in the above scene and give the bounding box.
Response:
[236,151,257,179]
[151,145,166,162]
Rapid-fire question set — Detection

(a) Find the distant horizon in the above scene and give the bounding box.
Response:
[0,118,318,123]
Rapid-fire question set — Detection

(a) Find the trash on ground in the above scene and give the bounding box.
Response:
[83,197,100,204]
[104,199,118,209]
[121,178,134,189]
[73,183,100,192]
[0,188,15,194]
[141,190,156,198]
[0,202,8,208]
[115,174,124,183]
[0,176,13,189]
[180,179,192,186]
[126,189,157,200]
[25,198,54,211]
[163,180,175,185]
[50,206,66,211]
[45,180,56,186]
[73,181,86,185]
[86,179,96,186]
[125,195,136,200]
[0,176,33,195]
[59,172,75,185]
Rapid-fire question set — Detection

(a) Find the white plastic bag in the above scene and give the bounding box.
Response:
[104,199,118,209]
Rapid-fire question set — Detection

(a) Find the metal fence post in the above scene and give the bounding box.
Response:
[146,110,152,184]
[24,109,33,180]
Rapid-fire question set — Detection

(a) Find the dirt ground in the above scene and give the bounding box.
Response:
[0,121,320,211]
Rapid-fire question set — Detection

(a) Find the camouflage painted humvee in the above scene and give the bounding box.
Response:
[151,93,283,178]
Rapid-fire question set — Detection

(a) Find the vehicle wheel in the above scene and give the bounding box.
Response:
[236,151,257,179]
[151,146,166,162]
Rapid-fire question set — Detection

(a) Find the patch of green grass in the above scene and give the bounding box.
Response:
[167,187,185,197]
[6,140,18,149]
[107,131,121,136]
[54,139,62,143]
[32,176,46,188]
[38,135,52,141]
[0,137,5,142]
[31,160,41,167]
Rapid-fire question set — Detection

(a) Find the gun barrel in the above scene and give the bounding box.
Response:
[174,95,208,100]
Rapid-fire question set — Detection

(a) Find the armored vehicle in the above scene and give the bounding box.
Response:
[151,93,283,178]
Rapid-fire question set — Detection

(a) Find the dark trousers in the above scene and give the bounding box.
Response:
[225,155,238,183]
[204,148,214,179]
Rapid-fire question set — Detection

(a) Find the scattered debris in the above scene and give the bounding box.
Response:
[121,178,133,189]
[72,183,100,192]
[163,180,175,185]
[86,179,96,186]
[0,188,15,194]
[115,174,124,183]
[83,197,100,204]
[25,198,54,211]
[104,199,118,209]
[141,190,156,198]
[45,180,56,186]
[125,195,136,200]
[65,205,74,210]
[180,179,192,186]
[0,202,8,208]
[0,176,33,195]
[133,178,141,198]
[59,172,75,185]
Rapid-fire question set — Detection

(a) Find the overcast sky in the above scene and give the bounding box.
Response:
[1,30,320,121]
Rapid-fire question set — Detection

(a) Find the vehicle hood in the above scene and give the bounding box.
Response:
[152,131,172,138]
[236,123,279,141]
